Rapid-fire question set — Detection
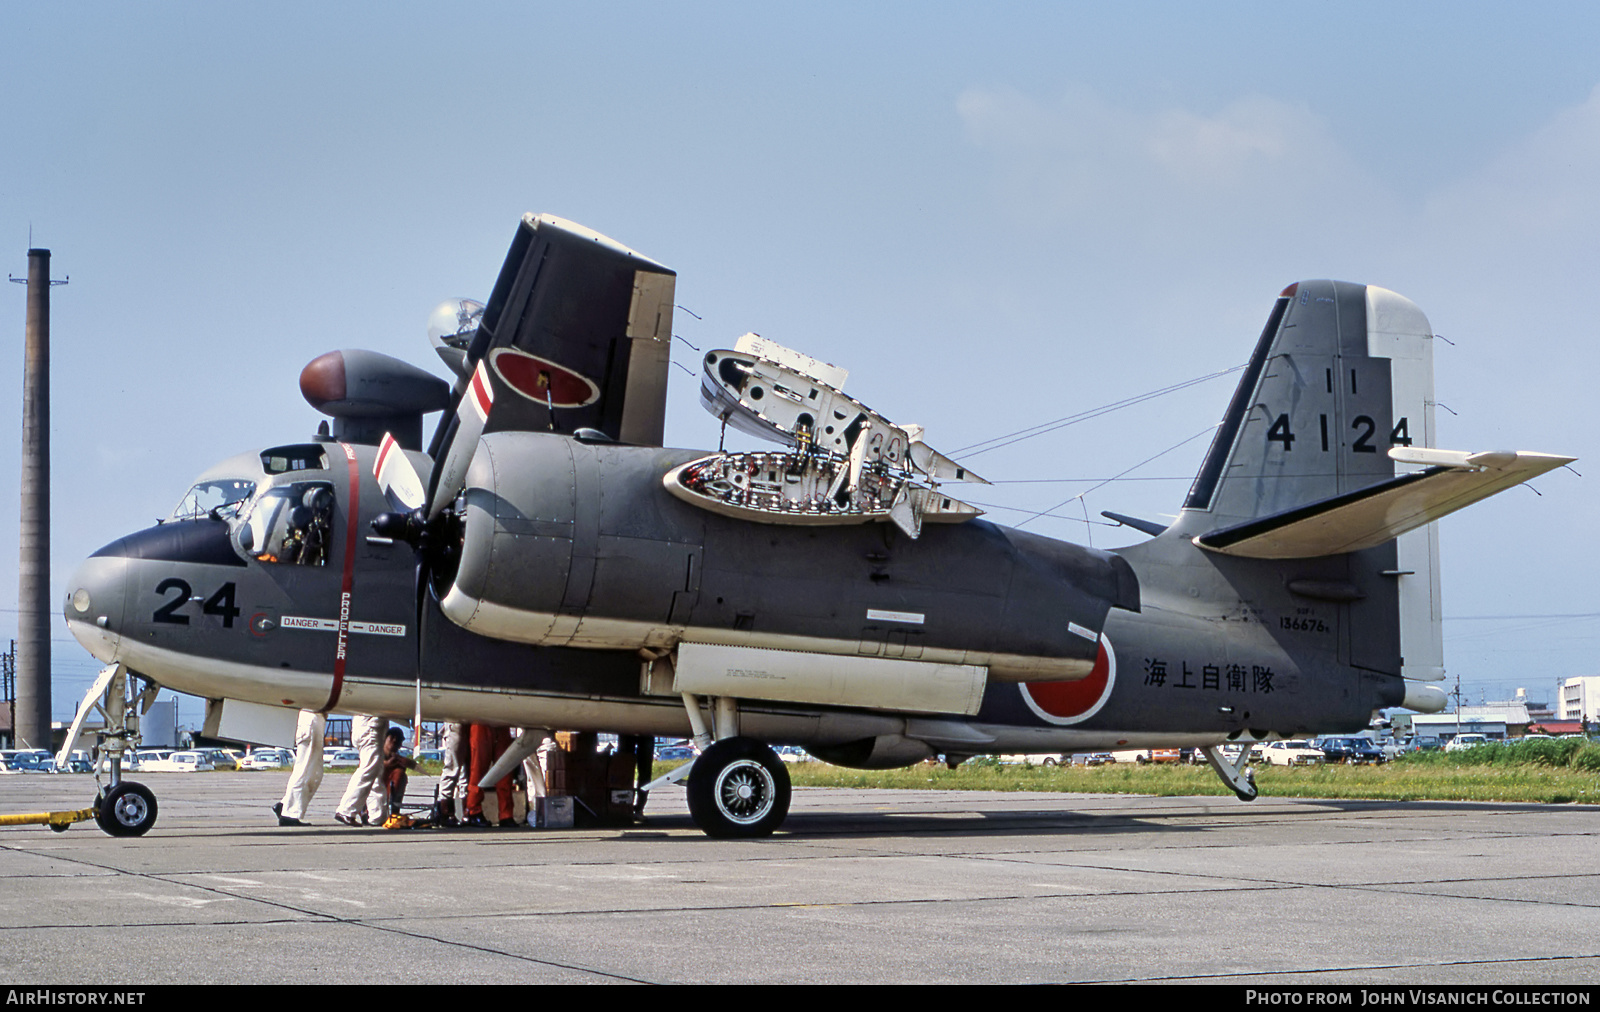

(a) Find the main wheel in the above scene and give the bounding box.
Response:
[687,737,790,838]
[96,781,158,837]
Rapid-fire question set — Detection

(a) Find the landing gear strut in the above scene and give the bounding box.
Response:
[1200,744,1258,802]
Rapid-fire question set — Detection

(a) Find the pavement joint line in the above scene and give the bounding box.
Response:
[321,881,1308,920]
[331,917,661,983]
[0,917,322,933]
[950,852,1600,905]
[2,881,1310,932]
[976,857,1600,899]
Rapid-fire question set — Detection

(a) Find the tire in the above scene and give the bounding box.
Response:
[687,737,791,838]
[96,781,158,837]
[1042,757,1057,767]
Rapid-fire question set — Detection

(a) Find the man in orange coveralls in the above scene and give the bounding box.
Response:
[463,723,516,828]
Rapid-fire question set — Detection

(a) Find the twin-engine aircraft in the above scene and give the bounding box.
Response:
[62,213,1571,837]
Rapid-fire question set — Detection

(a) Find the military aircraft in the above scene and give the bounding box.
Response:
[60,213,1572,838]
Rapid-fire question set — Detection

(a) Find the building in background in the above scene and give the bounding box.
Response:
[1559,677,1600,726]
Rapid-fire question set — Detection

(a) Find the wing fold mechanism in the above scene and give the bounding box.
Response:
[672,335,987,538]
[1194,448,1573,559]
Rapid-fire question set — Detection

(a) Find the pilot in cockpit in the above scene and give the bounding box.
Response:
[240,482,334,566]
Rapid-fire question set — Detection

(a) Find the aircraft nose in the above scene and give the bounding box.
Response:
[64,553,131,663]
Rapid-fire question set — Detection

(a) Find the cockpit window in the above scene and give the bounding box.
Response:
[234,481,335,566]
[172,479,257,521]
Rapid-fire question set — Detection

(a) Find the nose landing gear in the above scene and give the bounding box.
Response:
[56,663,163,837]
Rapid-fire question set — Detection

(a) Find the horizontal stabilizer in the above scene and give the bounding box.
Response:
[1194,448,1573,559]
[1101,511,1168,537]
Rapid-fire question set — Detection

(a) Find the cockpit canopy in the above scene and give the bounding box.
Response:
[171,479,257,522]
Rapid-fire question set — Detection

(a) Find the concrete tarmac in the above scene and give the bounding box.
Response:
[0,771,1597,985]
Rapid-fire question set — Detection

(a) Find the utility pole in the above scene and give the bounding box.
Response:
[2,639,13,749]
[11,249,66,749]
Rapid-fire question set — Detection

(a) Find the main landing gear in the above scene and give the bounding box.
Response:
[686,736,791,838]
[636,678,792,838]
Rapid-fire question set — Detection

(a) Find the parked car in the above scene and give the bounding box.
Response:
[324,748,361,768]
[1071,752,1114,766]
[775,746,814,763]
[239,749,292,770]
[1000,753,1070,766]
[1257,740,1327,766]
[1444,734,1490,753]
[1109,748,1181,764]
[196,748,240,771]
[138,751,216,773]
[10,752,61,772]
[0,748,53,768]
[1317,737,1388,764]
[1184,743,1245,764]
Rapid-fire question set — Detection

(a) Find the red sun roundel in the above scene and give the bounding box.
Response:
[489,348,601,409]
[1019,634,1116,725]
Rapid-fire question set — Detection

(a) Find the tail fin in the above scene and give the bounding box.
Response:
[1175,281,1443,681]
[1176,281,1437,528]
[1161,282,1570,692]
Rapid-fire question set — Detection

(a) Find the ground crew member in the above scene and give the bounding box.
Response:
[335,714,387,826]
[273,709,325,827]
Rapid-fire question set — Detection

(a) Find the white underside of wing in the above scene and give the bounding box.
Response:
[1197,449,1574,559]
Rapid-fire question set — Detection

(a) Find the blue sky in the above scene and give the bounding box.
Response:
[2,2,1595,724]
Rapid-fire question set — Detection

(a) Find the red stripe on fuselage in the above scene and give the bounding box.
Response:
[321,442,362,712]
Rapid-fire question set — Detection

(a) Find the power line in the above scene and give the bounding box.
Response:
[953,365,1243,458]
[1013,424,1219,530]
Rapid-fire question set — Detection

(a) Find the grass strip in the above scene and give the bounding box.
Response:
[778,758,1600,804]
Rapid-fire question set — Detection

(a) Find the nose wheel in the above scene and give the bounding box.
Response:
[96,781,158,837]
[687,737,791,838]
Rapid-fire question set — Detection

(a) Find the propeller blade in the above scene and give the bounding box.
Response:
[374,433,427,513]
[427,359,494,519]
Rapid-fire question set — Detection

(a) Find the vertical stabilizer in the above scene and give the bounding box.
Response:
[1173,281,1444,683]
